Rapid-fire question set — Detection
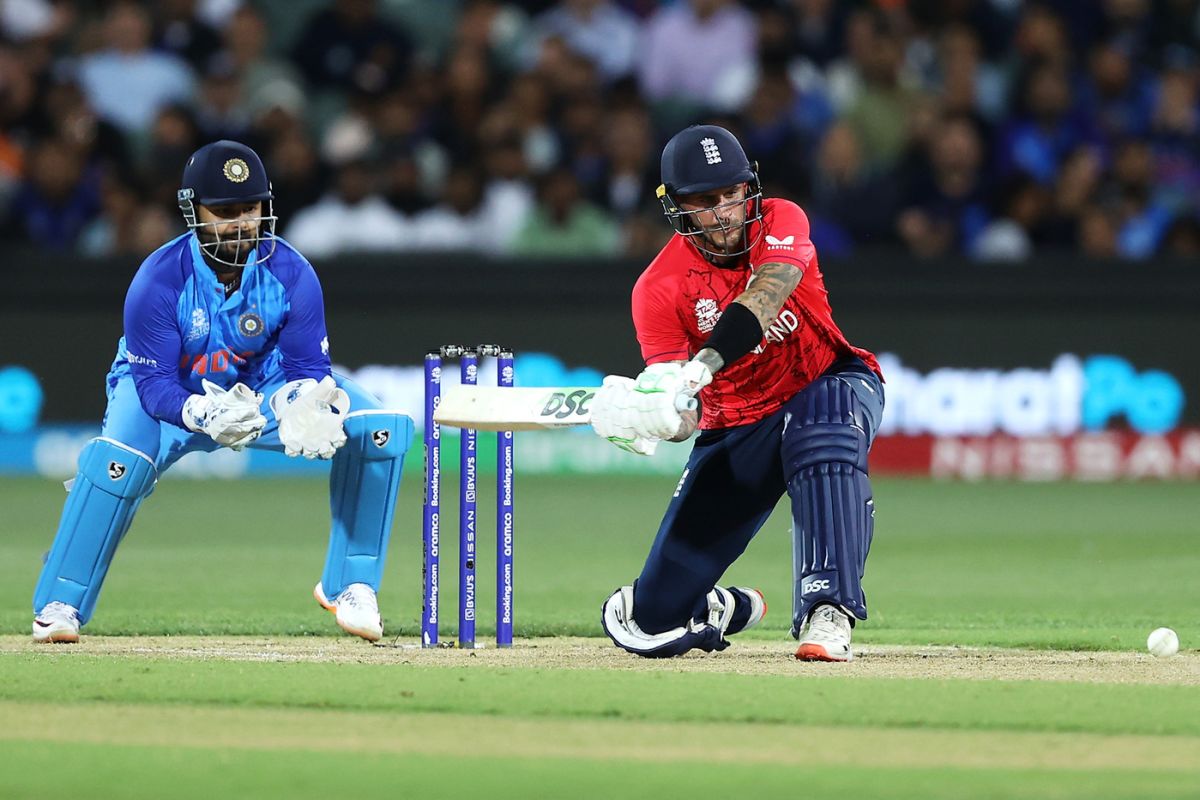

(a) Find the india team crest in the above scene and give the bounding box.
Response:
[238,312,265,337]
[694,298,721,333]
[223,158,250,183]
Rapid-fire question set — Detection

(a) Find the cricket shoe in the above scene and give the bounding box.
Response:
[723,587,767,636]
[795,603,853,662]
[314,582,383,642]
[32,601,81,644]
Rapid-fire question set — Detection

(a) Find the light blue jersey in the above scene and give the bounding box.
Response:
[112,233,330,428]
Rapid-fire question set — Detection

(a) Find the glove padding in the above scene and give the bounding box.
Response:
[590,375,661,456]
[269,376,350,459]
[182,379,267,450]
[590,359,712,453]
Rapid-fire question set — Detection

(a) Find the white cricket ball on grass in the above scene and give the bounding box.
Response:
[1146,627,1179,658]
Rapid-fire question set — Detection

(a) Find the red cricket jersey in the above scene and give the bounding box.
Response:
[631,198,881,429]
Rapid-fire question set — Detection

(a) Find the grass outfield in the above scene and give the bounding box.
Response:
[2,474,1198,798]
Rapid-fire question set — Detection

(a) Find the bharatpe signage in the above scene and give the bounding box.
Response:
[4,350,1193,481]
[877,353,1186,437]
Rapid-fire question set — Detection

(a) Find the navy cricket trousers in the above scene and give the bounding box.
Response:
[631,356,884,634]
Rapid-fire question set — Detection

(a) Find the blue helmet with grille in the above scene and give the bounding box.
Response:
[657,125,763,258]
[177,140,277,267]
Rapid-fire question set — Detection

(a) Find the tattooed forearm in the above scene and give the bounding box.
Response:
[692,348,725,374]
[733,261,803,330]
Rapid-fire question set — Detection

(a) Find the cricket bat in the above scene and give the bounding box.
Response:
[433,386,598,430]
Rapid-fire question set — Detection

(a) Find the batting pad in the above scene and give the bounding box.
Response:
[322,412,414,596]
[34,437,157,623]
[781,377,874,633]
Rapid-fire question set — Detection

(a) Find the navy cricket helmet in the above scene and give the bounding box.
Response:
[177,140,277,266]
[656,124,763,258]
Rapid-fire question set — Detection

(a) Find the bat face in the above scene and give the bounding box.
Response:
[433,386,599,431]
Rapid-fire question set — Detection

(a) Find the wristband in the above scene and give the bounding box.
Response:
[701,302,762,366]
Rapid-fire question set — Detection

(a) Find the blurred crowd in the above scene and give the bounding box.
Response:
[1,0,1199,262]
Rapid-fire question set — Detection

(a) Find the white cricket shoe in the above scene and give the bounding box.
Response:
[314,582,383,642]
[795,603,853,662]
[32,601,81,644]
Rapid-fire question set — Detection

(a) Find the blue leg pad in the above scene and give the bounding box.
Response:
[321,412,413,596]
[782,377,875,633]
[34,437,157,623]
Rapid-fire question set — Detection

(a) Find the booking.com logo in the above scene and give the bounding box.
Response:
[876,353,1186,437]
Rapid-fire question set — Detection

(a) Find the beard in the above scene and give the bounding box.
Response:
[196,224,258,266]
[700,222,744,255]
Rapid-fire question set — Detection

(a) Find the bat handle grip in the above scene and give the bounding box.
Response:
[676,395,698,413]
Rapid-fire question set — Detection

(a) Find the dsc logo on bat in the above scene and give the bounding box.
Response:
[539,389,595,420]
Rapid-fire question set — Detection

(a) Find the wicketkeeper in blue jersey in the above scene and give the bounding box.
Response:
[31,140,413,644]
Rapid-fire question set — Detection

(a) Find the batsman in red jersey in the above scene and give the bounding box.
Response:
[593,125,885,661]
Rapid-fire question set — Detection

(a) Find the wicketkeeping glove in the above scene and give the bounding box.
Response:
[182,379,267,450]
[269,376,350,459]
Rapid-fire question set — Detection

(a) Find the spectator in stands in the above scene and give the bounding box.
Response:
[2,138,100,249]
[996,58,1090,185]
[381,147,433,217]
[502,73,560,175]
[637,0,756,113]
[195,65,252,143]
[737,63,817,199]
[142,104,201,207]
[477,115,534,250]
[508,166,620,257]
[897,114,990,257]
[838,10,923,172]
[290,0,410,95]
[76,1,195,134]
[596,104,657,220]
[809,122,898,249]
[152,0,222,73]
[525,0,641,83]
[789,0,849,69]
[408,164,491,251]
[1080,38,1156,141]
[268,127,328,225]
[1044,145,1105,246]
[972,175,1050,262]
[218,4,306,124]
[284,158,409,257]
[1149,64,1200,207]
[38,79,130,174]
[1108,138,1174,258]
[935,24,1008,123]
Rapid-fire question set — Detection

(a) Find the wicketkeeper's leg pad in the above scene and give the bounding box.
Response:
[601,584,732,658]
[34,437,157,624]
[321,411,413,596]
[782,376,875,634]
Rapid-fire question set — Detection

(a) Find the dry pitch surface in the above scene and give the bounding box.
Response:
[4,635,1196,685]
[4,636,1200,782]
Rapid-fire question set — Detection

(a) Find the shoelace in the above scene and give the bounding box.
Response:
[807,606,848,639]
[38,601,78,621]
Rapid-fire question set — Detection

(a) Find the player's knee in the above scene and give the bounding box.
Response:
[601,585,729,658]
[782,377,869,478]
[76,437,157,498]
[340,412,414,460]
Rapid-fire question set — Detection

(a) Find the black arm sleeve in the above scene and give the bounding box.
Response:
[701,301,763,367]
